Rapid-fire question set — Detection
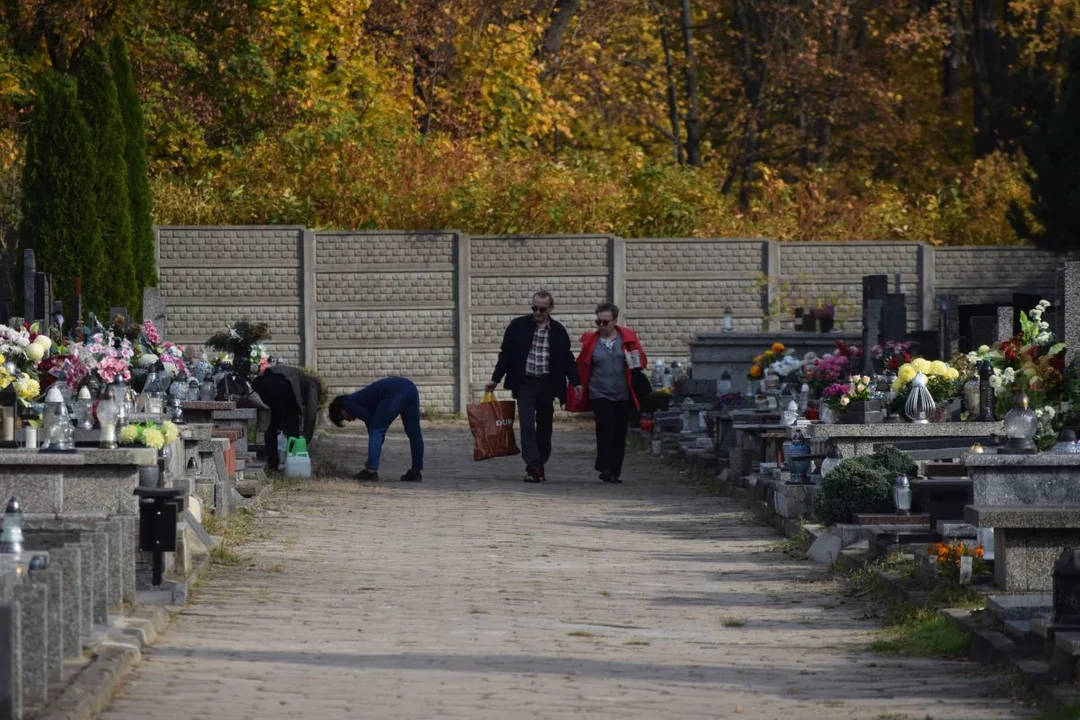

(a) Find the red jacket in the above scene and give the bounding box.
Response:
[567,326,648,412]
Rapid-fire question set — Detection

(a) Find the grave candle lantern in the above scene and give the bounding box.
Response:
[40,384,75,453]
[1002,391,1038,454]
[722,307,733,332]
[97,397,119,449]
[893,474,912,515]
[904,372,935,424]
[73,386,95,429]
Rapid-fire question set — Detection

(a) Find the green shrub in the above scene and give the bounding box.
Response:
[868,444,918,478]
[812,457,894,525]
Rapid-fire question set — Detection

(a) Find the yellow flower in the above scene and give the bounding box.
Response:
[897,364,916,383]
[912,357,930,373]
[891,379,903,393]
[929,360,948,376]
[162,422,179,446]
[118,425,140,445]
[14,375,39,402]
[947,367,959,380]
[142,427,166,451]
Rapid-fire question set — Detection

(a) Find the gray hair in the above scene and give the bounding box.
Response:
[533,290,555,306]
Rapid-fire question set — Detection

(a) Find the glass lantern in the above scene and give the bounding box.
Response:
[96,398,119,449]
[140,372,166,415]
[1052,429,1080,454]
[963,377,981,419]
[819,445,843,478]
[722,307,734,332]
[781,399,798,426]
[894,474,912,515]
[199,376,216,401]
[1003,391,1038,454]
[40,385,75,453]
[73,386,95,430]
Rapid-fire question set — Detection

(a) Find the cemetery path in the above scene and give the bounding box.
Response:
[100,424,1032,720]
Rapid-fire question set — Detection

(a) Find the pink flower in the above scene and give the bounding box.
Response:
[142,319,161,346]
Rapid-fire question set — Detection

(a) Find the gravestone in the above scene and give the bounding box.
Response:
[937,294,959,361]
[22,250,35,323]
[33,272,48,326]
[143,287,166,335]
[882,293,907,344]
[997,306,1015,343]
[1064,262,1080,366]
[862,298,883,376]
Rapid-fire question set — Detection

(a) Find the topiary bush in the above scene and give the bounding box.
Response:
[812,457,894,526]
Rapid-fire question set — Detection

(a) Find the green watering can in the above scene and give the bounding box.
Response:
[285,436,311,478]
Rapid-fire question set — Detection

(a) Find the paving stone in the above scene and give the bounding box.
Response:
[98,426,1031,720]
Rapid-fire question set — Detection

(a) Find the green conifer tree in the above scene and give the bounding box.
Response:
[1008,37,1080,254]
[19,71,104,319]
[110,34,158,305]
[76,40,137,318]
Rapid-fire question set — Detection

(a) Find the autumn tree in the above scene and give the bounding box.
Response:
[1008,35,1080,254]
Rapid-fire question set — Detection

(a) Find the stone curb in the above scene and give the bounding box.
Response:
[33,554,213,720]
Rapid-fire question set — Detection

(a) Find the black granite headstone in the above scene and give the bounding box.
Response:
[862,298,883,375]
[937,294,959,361]
[882,294,907,343]
[908,330,939,361]
[1052,547,1080,628]
[22,249,35,321]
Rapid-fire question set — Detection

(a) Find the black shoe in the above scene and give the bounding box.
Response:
[354,468,380,482]
[599,471,613,483]
[538,465,547,482]
[400,469,422,482]
[524,466,544,483]
[605,476,623,484]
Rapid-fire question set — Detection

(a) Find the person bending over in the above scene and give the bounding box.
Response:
[328,376,424,482]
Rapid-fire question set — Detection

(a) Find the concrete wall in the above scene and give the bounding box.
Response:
[155,227,1065,413]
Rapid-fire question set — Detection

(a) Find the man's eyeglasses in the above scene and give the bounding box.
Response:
[595,319,612,326]
[531,305,550,314]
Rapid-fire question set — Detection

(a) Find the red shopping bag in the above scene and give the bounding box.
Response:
[565,382,589,413]
[467,392,521,461]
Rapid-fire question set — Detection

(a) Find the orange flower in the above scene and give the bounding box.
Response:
[975,547,985,559]
[772,343,785,353]
[749,365,762,378]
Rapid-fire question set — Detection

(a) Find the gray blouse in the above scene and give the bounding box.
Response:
[589,334,629,401]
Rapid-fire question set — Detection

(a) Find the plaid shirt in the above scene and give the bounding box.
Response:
[525,324,551,377]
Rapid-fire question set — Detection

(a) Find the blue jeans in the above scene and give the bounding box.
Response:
[366,386,424,471]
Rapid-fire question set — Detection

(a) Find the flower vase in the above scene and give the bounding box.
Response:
[818,316,835,333]
[840,399,884,424]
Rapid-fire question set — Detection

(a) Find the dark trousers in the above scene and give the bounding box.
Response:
[259,372,301,470]
[592,398,631,478]
[366,385,424,471]
[517,375,554,469]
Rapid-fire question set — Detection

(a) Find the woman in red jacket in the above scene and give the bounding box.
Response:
[571,302,648,484]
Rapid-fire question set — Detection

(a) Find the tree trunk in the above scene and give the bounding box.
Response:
[679,0,703,166]
[650,0,683,164]
[942,0,961,111]
[537,0,581,63]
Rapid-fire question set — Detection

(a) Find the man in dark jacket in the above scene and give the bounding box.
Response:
[251,364,321,471]
[485,290,581,483]
[328,376,424,482]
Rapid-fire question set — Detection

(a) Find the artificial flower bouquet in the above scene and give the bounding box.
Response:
[871,340,913,373]
[822,375,873,413]
[118,420,180,450]
[67,332,134,389]
[749,342,789,380]
[0,322,51,373]
[927,541,989,579]
[890,358,959,404]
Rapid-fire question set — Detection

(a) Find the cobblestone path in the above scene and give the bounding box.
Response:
[99,424,1030,720]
